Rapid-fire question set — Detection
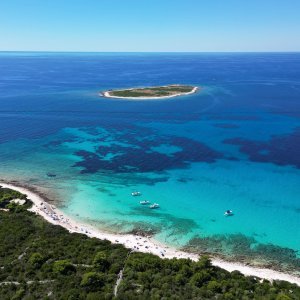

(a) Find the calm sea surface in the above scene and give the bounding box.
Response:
[0,52,299,271]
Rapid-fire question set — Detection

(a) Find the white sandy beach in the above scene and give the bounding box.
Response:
[101,86,198,100]
[1,181,300,286]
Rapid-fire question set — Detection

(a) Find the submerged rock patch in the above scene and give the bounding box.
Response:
[223,128,300,169]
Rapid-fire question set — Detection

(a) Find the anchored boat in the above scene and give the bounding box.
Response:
[150,203,160,209]
[140,200,150,205]
[131,191,141,196]
[224,210,234,216]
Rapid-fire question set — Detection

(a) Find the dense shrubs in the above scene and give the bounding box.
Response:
[0,187,26,207]
[118,253,300,299]
[81,272,105,290]
[0,207,128,299]
[93,251,110,271]
[53,260,76,275]
[28,252,45,269]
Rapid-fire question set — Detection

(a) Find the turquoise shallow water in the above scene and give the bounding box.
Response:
[0,52,299,271]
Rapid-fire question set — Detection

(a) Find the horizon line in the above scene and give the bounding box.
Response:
[1,50,300,54]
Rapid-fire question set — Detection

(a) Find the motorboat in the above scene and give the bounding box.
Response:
[149,203,160,209]
[140,200,150,205]
[224,210,234,216]
[131,191,141,196]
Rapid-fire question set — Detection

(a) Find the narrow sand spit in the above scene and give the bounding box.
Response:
[1,181,299,286]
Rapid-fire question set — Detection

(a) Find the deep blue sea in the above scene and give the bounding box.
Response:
[0,52,299,271]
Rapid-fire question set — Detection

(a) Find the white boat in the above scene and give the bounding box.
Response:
[224,210,234,216]
[131,191,141,196]
[149,203,160,209]
[140,200,150,205]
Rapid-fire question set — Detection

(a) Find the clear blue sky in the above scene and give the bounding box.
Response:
[1,0,300,52]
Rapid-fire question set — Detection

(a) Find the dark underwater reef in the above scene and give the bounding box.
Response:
[186,233,300,275]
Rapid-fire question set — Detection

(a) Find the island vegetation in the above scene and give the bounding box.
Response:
[0,186,300,299]
[102,85,198,99]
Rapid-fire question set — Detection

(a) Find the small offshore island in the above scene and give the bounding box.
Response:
[101,84,198,100]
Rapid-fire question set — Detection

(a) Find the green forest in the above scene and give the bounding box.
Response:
[0,187,299,299]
